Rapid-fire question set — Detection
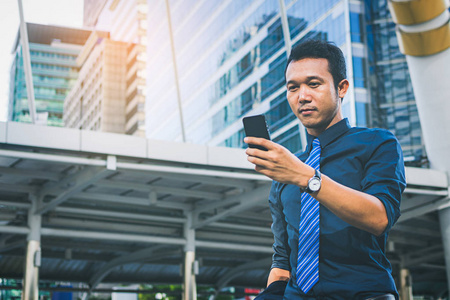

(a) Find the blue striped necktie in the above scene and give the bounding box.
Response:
[296,138,321,293]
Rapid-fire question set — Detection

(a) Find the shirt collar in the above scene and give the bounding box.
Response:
[306,118,351,151]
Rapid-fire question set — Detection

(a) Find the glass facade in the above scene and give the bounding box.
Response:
[146,0,357,154]
[8,25,87,127]
[364,0,423,161]
[145,0,424,162]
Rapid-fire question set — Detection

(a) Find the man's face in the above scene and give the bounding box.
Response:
[285,58,348,136]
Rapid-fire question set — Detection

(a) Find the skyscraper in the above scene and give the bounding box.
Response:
[92,0,148,137]
[145,1,359,152]
[144,0,423,165]
[63,31,130,133]
[8,23,91,126]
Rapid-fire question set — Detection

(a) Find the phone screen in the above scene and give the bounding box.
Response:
[242,115,271,151]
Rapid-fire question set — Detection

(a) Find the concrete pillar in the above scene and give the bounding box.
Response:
[22,195,42,300]
[183,213,197,300]
[399,268,413,300]
[439,206,450,292]
[183,250,197,300]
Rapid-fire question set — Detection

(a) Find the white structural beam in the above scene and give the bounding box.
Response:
[165,0,186,142]
[0,225,30,234]
[94,179,224,200]
[133,171,257,190]
[40,228,186,246]
[36,167,114,214]
[72,192,193,210]
[207,222,272,234]
[0,148,265,182]
[278,0,292,57]
[403,188,448,196]
[45,217,180,236]
[405,166,448,189]
[196,231,273,245]
[53,207,186,224]
[117,161,266,181]
[0,225,274,253]
[17,0,37,123]
[192,185,270,229]
[195,240,273,253]
[0,149,107,167]
[398,197,450,223]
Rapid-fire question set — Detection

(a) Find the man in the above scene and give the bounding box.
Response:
[244,39,406,299]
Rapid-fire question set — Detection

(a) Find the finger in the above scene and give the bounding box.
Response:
[245,147,270,159]
[247,155,273,168]
[254,165,274,178]
[244,137,275,150]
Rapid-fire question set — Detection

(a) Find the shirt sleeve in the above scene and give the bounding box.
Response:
[361,130,406,234]
[268,181,291,271]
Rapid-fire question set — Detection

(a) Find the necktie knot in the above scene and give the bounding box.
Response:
[311,138,321,154]
[305,138,321,171]
[313,138,320,147]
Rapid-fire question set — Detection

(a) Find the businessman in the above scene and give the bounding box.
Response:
[245,39,406,299]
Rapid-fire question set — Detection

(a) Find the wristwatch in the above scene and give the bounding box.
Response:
[303,169,322,193]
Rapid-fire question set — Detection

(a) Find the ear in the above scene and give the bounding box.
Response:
[337,79,349,99]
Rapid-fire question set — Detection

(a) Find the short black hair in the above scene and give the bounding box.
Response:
[285,39,347,91]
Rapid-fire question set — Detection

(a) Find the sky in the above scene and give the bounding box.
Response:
[0,0,83,121]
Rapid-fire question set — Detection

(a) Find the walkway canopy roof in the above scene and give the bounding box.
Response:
[0,121,448,295]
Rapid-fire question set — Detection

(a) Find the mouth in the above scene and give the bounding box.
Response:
[299,108,316,115]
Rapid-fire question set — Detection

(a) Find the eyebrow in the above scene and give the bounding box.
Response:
[286,76,325,86]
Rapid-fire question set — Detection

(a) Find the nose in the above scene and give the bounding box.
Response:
[298,85,311,103]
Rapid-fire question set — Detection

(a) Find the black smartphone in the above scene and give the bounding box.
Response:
[242,114,271,151]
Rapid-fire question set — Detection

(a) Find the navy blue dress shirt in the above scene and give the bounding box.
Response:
[269,118,406,300]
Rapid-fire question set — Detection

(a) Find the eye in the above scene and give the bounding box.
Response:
[287,85,298,92]
[309,81,320,88]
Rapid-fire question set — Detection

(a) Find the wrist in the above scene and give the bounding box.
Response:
[296,166,316,188]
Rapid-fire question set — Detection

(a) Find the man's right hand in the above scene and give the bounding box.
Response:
[267,268,291,287]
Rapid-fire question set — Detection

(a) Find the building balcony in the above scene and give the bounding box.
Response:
[35,94,66,102]
[31,56,77,67]
[33,81,69,89]
[29,43,81,56]
[32,68,78,79]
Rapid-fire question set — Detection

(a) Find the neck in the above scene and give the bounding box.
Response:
[306,115,344,137]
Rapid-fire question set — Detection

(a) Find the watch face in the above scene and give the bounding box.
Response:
[308,178,321,192]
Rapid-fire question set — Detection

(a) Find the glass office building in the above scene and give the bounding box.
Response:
[145,0,423,161]
[364,0,423,161]
[8,23,91,127]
